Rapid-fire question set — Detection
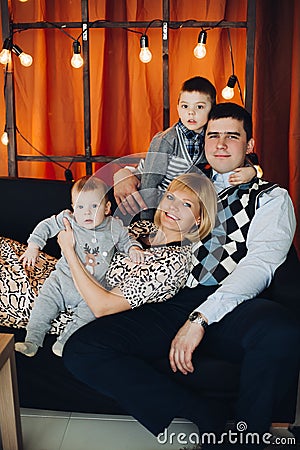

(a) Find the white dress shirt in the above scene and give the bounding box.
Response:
[195,171,296,324]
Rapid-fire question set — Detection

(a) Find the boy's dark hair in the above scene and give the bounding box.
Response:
[208,102,253,141]
[179,76,216,105]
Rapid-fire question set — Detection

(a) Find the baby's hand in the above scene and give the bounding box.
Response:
[228,166,256,186]
[129,246,149,264]
[19,243,40,268]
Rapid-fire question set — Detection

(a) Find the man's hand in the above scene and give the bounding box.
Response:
[169,320,205,375]
[113,168,147,215]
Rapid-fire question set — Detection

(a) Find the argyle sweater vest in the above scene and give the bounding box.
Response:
[186,178,278,287]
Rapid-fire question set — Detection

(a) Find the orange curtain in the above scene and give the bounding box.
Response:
[253,0,300,254]
[0,0,246,181]
[0,0,299,251]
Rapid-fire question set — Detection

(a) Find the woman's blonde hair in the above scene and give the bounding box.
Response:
[154,173,217,243]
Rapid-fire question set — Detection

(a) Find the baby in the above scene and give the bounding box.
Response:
[15,175,143,357]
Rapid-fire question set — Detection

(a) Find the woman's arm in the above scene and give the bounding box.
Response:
[58,218,131,317]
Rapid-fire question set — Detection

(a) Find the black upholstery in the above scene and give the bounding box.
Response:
[0,176,299,422]
[0,177,72,258]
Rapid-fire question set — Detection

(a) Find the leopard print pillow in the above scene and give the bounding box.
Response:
[0,236,73,334]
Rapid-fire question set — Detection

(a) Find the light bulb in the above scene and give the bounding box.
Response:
[222,75,237,100]
[193,43,206,59]
[19,52,33,67]
[12,44,33,67]
[193,30,207,59]
[0,38,12,65]
[71,41,83,68]
[1,132,8,146]
[139,35,152,63]
[71,53,83,68]
[0,48,11,65]
[139,47,152,63]
[221,86,235,100]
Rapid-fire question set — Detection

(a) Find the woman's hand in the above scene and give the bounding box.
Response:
[57,218,75,256]
[128,246,152,264]
[169,320,205,375]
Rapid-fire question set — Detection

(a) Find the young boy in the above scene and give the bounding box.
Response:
[114,76,257,220]
[15,175,143,357]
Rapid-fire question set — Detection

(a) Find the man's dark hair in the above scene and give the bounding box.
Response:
[179,76,216,106]
[208,102,253,141]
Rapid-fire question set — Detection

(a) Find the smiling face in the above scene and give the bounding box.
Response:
[177,91,213,133]
[72,190,111,229]
[158,188,201,239]
[205,117,254,173]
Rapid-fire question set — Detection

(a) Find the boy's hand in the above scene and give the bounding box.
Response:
[128,246,149,264]
[228,166,256,186]
[113,168,147,215]
[19,243,40,268]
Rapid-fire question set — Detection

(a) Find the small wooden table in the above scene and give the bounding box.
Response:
[0,334,23,450]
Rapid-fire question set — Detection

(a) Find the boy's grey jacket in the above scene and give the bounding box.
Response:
[138,123,207,219]
[140,123,206,193]
[28,210,141,281]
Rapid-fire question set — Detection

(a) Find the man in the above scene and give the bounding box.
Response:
[63,103,300,449]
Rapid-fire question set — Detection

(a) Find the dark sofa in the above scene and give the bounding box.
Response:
[0,176,299,424]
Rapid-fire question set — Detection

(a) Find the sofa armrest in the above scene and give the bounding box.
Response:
[0,177,72,258]
[262,245,300,316]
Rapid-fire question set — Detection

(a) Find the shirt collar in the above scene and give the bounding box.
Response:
[212,170,236,192]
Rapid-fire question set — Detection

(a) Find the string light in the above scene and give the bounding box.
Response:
[71,40,84,68]
[1,131,8,146]
[193,30,207,59]
[139,35,152,63]
[221,29,244,104]
[0,38,12,65]
[44,21,84,69]
[222,75,237,100]
[12,44,33,67]
[1,18,248,168]
[1,20,240,83]
[0,38,33,67]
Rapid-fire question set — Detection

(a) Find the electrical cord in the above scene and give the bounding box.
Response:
[15,125,75,181]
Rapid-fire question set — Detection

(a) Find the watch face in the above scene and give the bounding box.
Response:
[189,311,199,322]
[189,311,208,330]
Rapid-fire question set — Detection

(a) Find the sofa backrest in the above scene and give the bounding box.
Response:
[0,177,72,258]
[0,176,299,315]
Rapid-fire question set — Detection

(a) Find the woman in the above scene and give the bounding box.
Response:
[58,173,217,318]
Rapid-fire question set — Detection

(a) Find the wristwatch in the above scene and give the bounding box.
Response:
[188,311,208,330]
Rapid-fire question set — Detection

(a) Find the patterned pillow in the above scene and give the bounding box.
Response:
[0,236,73,334]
